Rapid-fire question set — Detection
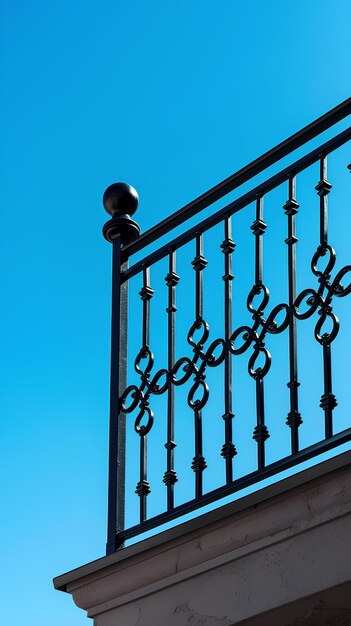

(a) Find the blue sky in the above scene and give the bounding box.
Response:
[1,1,351,624]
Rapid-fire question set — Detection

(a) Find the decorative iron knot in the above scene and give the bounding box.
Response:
[119,319,226,437]
[230,280,290,380]
[171,317,226,411]
[102,182,140,244]
[119,345,168,437]
[294,243,351,345]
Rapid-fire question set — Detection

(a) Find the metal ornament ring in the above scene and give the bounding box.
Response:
[311,244,336,280]
[248,345,271,379]
[134,406,154,435]
[187,318,210,349]
[188,379,209,410]
[120,385,141,414]
[172,356,194,386]
[229,325,256,355]
[315,311,340,345]
[135,346,154,378]
[247,282,270,315]
[294,288,320,320]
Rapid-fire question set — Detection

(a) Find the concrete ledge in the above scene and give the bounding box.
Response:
[54,450,351,625]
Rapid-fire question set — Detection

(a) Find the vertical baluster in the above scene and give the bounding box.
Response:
[191,233,207,498]
[255,377,267,470]
[317,155,331,247]
[136,433,149,522]
[221,216,237,482]
[193,232,207,320]
[136,265,154,522]
[316,155,336,438]
[252,195,265,286]
[321,342,335,439]
[141,266,153,349]
[284,174,302,453]
[251,195,269,470]
[163,250,179,509]
[192,405,206,499]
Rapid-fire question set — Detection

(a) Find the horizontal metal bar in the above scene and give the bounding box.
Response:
[122,127,351,282]
[122,98,351,259]
[118,427,351,543]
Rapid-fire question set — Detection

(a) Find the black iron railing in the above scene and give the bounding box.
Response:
[103,98,351,554]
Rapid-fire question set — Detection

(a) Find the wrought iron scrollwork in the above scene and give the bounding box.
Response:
[221,215,237,482]
[163,250,179,509]
[293,155,351,437]
[228,196,290,468]
[294,242,351,436]
[120,346,168,521]
[229,282,290,468]
[103,107,351,551]
[120,241,227,509]
[117,156,351,519]
[294,244,351,343]
[120,300,226,510]
[170,318,226,497]
[172,320,225,409]
[230,294,290,380]
[120,347,168,436]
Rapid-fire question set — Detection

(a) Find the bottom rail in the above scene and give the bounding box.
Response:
[117,427,351,547]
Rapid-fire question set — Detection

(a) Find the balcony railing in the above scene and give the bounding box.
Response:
[103,98,351,554]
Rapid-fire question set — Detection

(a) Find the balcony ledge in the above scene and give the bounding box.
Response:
[54,450,351,625]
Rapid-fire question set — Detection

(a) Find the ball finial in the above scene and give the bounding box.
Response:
[103,183,139,218]
[102,182,140,244]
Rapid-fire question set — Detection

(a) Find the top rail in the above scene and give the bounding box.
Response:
[122,97,351,259]
[122,126,351,282]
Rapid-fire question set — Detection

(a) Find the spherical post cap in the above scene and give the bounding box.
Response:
[103,183,139,217]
